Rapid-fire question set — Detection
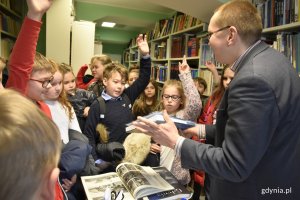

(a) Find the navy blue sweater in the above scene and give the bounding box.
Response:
[84,57,151,160]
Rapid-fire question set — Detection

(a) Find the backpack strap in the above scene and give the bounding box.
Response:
[122,93,132,109]
[97,96,106,120]
[96,93,131,121]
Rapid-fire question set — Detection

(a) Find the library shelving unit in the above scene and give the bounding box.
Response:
[253,0,300,76]
[124,11,222,96]
[0,0,22,59]
[148,17,221,96]
[122,48,130,67]
[122,37,141,69]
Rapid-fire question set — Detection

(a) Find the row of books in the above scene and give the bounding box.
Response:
[148,12,202,40]
[1,37,14,59]
[0,0,22,15]
[253,0,300,28]
[153,41,167,59]
[270,32,300,75]
[152,62,200,81]
[151,64,168,82]
[0,12,21,36]
[171,34,200,58]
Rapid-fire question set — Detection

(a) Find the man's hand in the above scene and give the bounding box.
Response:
[133,110,179,149]
[182,124,200,138]
[136,34,149,56]
[26,0,53,21]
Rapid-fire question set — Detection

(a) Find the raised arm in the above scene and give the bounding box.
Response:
[6,0,53,93]
[178,55,202,121]
[125,34,151,102]
[205,61,219,87]
[26,0,53,21]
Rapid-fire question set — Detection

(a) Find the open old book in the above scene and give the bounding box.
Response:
[126,111,196,133]
[81,162,192,200]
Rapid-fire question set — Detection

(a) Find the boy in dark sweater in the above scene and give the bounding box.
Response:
[84,34,151,170]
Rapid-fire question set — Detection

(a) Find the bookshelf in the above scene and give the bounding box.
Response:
[147,11,221,96]
[0,0,22,59]
[124,12,221,96]
[252,0,300,76]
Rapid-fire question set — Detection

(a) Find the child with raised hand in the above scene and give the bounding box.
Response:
[87,54,112,97]
[0,89,61,200]
[76,64,96,90]
[60,63,96,131]
[5,1,68,199]
[158,55,202,185]
[84,34,151,171]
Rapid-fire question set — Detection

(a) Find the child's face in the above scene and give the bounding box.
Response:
[63,72,76,95]
[194,81,205,95]
[161,86,183,115]
[28,70,53,101]
[223,68,234,89]
[90,60,104,81]
[128,71,139,86]
[103,71,126,98]
[44,71,63,100]
[144,82,156,98]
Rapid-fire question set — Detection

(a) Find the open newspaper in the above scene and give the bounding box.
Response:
[126,111,196,132]
[81,162,192,200]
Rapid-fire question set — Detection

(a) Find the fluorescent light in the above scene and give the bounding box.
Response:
[101,22,116,28]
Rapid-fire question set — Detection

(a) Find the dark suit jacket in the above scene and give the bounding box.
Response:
[181,42,300,200]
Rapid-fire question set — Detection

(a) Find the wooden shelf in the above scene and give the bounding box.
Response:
[0,2,21,19]
[263,22,300,34]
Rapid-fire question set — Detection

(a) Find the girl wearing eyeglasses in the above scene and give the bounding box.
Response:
[158,56,202,186]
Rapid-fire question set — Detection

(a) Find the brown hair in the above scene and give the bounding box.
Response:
[214,0,262,46]
[103,63,128,82]
[132,79,159,117]
[0,89,61,200]
[210,65,232,108]
[194,77,207,91]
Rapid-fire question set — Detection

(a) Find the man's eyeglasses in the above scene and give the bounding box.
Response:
[207,26,231,40]
[29,76,54,88]
[162,94,181,101]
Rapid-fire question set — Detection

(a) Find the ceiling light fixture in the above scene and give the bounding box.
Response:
[101,22,116,28]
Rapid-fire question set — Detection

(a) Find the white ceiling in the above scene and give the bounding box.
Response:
[76,0,175,15]
[75,0,226,44]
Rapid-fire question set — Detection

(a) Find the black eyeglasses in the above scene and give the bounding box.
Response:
[207,26,231,39]
[162,94,181,101]
[29,76,54,88]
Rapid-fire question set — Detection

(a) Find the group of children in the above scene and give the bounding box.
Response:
[0,1,236,200]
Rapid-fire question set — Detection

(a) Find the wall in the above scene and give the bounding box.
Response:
[46,0,73,63]
[74,1,172,59]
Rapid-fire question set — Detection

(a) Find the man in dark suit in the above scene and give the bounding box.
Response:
[133,1,300,199]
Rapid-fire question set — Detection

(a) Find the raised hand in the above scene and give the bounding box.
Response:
[178,55,190,74]
[136,34,149,56]
[26,0,53,21]
[205,60,217,73]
